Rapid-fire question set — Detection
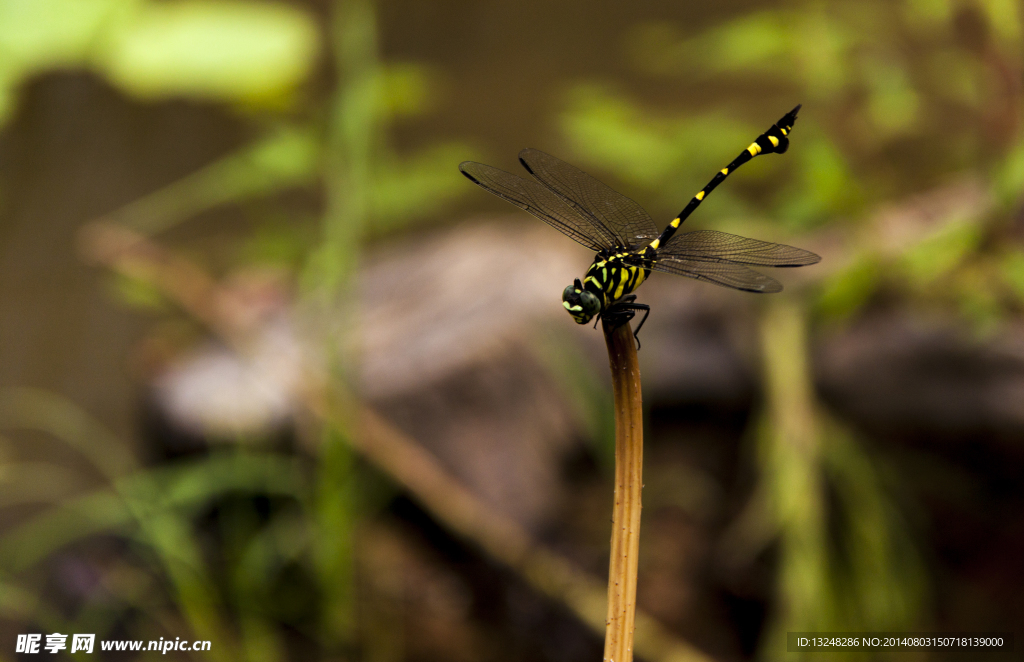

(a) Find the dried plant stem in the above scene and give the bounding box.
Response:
[602,320,644,662]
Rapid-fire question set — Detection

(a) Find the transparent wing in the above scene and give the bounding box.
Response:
[645,257,784,293]
[518,148,660,250]
[659,230,821,266]
[459,161,618,251]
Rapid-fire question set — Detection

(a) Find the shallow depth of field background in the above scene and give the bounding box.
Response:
[0,1,1022,661]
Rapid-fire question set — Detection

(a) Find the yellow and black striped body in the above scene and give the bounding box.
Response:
[647,105,799,253]
[580,251,649,317]
[563,249,651,323]
[461,105,816,340]
[585,250,650,306]
[561,106,800,325]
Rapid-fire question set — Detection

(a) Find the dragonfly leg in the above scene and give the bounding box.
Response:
[604,297,651,350]
[629,304,651,339]
[619,303,650,350]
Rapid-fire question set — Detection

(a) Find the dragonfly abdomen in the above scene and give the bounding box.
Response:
[583,253,650,309]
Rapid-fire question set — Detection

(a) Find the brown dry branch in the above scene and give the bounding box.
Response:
[78,220,714,662]
[78,221,253,347]
[601,320,645,662]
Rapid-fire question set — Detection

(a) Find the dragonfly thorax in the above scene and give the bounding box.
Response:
[562,278,601,324]
[584,252,649,308]
[562,251,651,325]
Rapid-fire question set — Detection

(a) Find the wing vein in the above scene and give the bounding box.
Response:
[519,149,660,250]
[459,161,613,251]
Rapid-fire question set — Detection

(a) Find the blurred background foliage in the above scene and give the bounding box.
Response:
[0,0,1022,661]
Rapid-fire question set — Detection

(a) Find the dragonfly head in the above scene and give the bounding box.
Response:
[562,278,600,324]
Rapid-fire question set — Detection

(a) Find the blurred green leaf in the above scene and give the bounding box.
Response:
[821,418,927,632]
[0,0,321,126]
[559,84,868,231]
[791,8,852,98]
[0,387,136,479]
[314,428,357,644]
[247,125,322,181]
[0,0,119,68]
[862,55,920,137]
[977,0,1023,49]
[559,84,764,217]
[0,462,89,508]
[816,254,882,320]
[111,270,168,311]
[1,451,304,572]
[238,218,316,269]
[110,126,321,234]
[902,0,955,28]
[0,0,122,123]
[378,62,436,118]
[757,303,927,658]
[136,507,235,662]
[899,218,983,285]
[369,142,477,232]
[927,50,987,108]
[630,8,855,99]
[231,506,309,660]
[998,248,1024,301]
[2,489,134,572]
[629,13,794,77]
[782,132,863,229]
[0,581,43,621]
[559,84,686,186]
[303,0,380,312]
[96,0,319,103]
[993,138,1024,209]
[693,12,794,74]
[953,266,1004,333]
[153,452,304,511]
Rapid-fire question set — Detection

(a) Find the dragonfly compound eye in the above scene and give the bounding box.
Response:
[579,290,600,315]
[562,285,598,323]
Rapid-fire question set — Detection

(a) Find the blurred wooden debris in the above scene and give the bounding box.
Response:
[79,218,718,662]
[818,311,1024,439]
[358,221,587,399]
[358,222,592,529]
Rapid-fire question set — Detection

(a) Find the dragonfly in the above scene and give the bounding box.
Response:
[458,105,820,345]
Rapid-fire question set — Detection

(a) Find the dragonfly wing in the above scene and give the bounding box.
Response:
[459,161,617,251]
[659,230,821,266]
[647,257,783,293]
[519,148,660,250]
